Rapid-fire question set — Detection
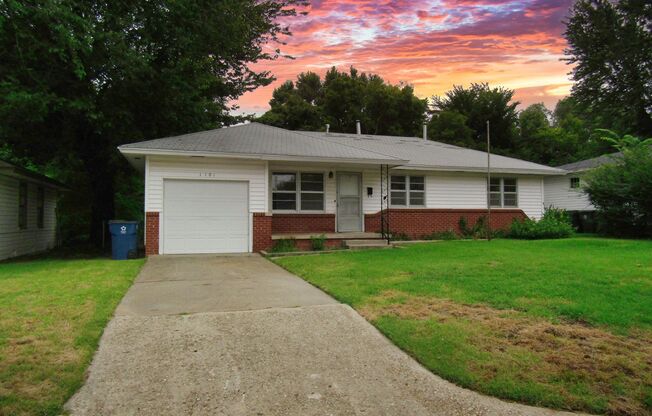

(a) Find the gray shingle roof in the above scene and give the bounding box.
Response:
[0,159,69,189]
[557,152,622,172]
[299,131,564,175]
[120,123,403,163]
[120,122,564,175]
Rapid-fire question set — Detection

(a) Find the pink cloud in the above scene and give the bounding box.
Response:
[234,0,575,115]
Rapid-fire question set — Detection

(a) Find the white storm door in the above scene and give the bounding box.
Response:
[337,173,362,232]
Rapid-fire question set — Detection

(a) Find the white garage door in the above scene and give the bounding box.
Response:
[163,180,249,254]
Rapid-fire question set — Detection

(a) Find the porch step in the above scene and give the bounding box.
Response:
[345,239,391,249]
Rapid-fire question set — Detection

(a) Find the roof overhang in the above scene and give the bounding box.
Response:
[0,162,69,190]
[118,147,408,171]
[394,164,568,176]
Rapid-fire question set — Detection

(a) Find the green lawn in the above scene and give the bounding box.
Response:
[274,238,652,415]
[0,254,144,416]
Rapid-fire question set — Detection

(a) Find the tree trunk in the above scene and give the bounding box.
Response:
[79,129,117,247]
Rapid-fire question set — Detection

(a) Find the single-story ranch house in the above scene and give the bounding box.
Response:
[119,122,565,255]
[0,159,66,260]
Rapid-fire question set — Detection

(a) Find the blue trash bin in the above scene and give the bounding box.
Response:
[109,221,139,260]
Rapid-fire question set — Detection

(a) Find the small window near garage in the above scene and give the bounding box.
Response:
[489,177,518,208]
[18,181,27,229]
[272,172,324,211]
[37,187,45,229]
[391,176,425,207]
[570,177,580,189]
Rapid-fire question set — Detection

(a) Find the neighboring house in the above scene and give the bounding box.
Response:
[0,160,67,260]
[119,122,564,255]
[543,152,621,231]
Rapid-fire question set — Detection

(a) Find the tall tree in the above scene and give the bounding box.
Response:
[430,83,519,153]
[564,0,652,136]
[258,67,427,136]
[0,0,304,243]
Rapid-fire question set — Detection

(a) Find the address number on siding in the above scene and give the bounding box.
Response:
[199,172,218,177]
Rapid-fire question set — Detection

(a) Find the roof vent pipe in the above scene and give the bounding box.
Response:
[423,123,428,140]
[326,123,330,133]
[356,120,361,135]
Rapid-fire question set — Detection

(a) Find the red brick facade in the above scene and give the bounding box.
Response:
[253,213,273,252]
[149,209,527,254]
[271,213,335,234]
[365,208,526,239]
[145,212,160,255]
[293,239,346,251]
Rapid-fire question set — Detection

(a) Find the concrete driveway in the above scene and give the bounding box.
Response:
[67,255,579,416]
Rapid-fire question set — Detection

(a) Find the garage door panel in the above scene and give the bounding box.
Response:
[163,180,249,254]
[165,218,248,237]
[166,198,248,217]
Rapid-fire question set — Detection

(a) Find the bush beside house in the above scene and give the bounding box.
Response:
[508,207,574,239]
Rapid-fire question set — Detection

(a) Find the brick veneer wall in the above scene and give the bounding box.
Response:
[271,213,336,234]
[253,213,273,252]
[365,208,527,239]
[145,212,160,255]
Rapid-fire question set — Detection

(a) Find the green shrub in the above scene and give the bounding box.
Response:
[459,215,491,239]
[270,238,297,253]
[310,234,326,251]
[423,229,459,240]
[584,131,652,237]
[508,208,574,240]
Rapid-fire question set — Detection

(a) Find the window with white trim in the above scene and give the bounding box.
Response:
[390,175,425,207]
[272,172,324,211]
[489,177,518,208]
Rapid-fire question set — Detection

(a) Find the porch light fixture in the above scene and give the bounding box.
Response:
[367,187,373,197]
[328,171,333,179]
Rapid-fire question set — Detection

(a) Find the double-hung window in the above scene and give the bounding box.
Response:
[489,177,518,208]
[390,175,425,207]
[272,172,324,211]
[18,181,27,229]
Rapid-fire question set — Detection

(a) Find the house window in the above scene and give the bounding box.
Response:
[391,176,425,207]
[18,181,27,229]
[489,177,518,208]
[570,177,580,189]
[37,187,45,229]
[272,172,324,211]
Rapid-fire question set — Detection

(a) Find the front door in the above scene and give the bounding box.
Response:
[337,172,362,232]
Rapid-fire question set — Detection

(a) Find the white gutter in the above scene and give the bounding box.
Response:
[118,147,408,167]
[393,164,569,176]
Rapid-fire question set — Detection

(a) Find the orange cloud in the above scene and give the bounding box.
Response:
[234,0,575,115]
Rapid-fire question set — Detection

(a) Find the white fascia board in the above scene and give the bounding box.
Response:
[394,164,569,176]
[118,147,408,166]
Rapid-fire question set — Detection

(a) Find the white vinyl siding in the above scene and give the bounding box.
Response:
[518,176,545,219]
[146,156,267,213]
[544,174,594,212]
[423,172,543,219]
[0,175,58,260]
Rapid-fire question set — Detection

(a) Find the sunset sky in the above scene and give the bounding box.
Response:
[236,0,575,116]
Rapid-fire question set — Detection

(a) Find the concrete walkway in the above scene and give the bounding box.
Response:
[67,255,580,416]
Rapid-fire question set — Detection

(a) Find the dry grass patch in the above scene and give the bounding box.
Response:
[362,290,652,415]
